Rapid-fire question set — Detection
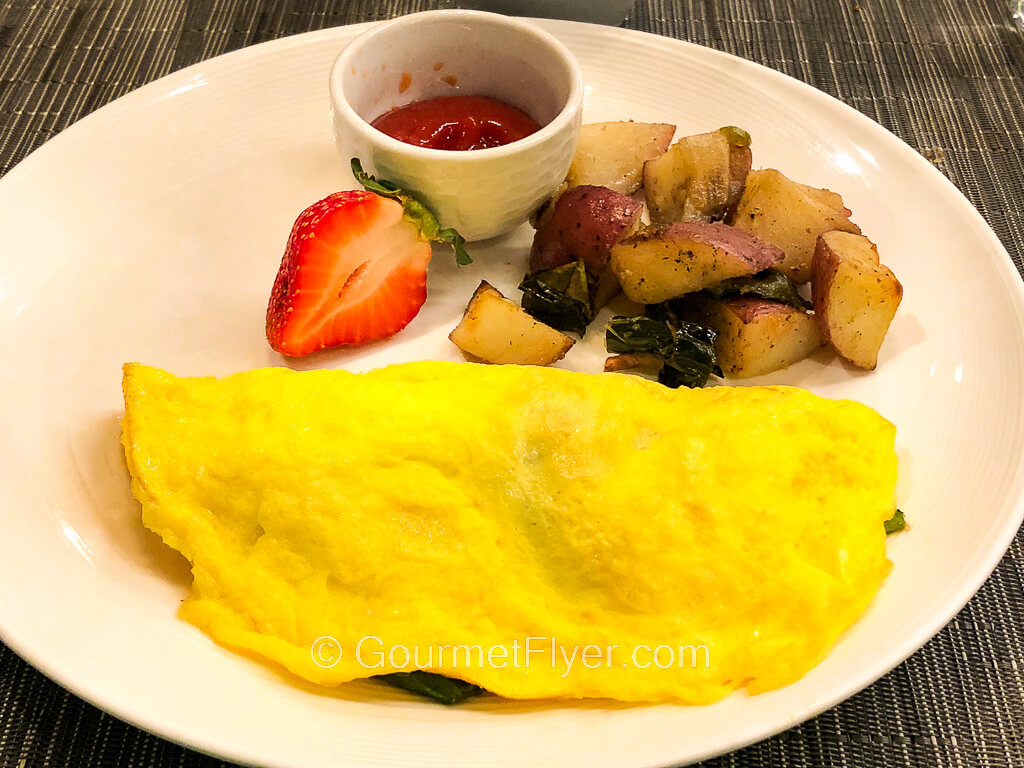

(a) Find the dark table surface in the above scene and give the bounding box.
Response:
[2,1,1023,766]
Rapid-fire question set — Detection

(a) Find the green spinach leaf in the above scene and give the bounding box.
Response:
[884,509,907,535]
[519,260,594,337]
[705,270,810,310]
[377,671,483,706]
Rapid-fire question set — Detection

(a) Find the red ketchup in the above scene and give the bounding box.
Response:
[371,95,542,151]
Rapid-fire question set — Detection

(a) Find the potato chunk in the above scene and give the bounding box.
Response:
[643,127,752,225]
[811,231,903,370]
[529,181,568,231]
[689,295,824,378]
[566,121,676,195]
[529,185,644,273]
[731,169,860,283]
[726,142,753,219]
[609,221,784,304]
[449,281,575,366]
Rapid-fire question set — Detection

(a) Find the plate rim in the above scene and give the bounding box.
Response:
[1,16,1023,768]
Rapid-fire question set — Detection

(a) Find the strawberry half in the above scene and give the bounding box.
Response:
[266,161,468,357]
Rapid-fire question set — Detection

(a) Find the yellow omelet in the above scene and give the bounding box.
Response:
[121,361,896,703]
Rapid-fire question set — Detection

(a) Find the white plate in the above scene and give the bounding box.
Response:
[1,19,1022,768]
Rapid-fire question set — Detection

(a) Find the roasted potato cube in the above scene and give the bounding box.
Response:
[643,127,752,225]
[529,185,644,273]
[726,140,752,219]
[688,295,824,378]
[449,281,574,366]
[591,263,622,310]
[811,231,903,370]
[609,221,784,304]
[731,169,860,283]
[566,121,676,195]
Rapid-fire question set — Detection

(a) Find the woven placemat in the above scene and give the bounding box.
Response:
[1,1,1022,766]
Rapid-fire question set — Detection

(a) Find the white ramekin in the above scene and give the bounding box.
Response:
[329,10,583,241]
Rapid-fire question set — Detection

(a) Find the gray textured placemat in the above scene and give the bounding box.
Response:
[1,1,1022,766]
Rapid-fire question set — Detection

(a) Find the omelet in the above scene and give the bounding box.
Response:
[121,361,897,703]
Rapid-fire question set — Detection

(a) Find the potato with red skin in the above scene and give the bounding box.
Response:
[529,185,644,273]
[529,182,568,231]
[811,231,903,370]
[686,294,824,378]
[609,221,784,304]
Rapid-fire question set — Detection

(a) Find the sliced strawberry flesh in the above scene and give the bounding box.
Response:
[266,190,432,356]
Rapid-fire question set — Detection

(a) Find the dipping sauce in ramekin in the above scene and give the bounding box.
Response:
[371,95,542,151]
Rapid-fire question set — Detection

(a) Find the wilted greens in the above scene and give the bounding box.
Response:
[606,316,675,355]
[519,260,595,337]
[605,311,721,389]
[659,322,721,389]
[883,509,907,535]
[377,671,483,705]
[705,269,810,310]
[719,125,752,149]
